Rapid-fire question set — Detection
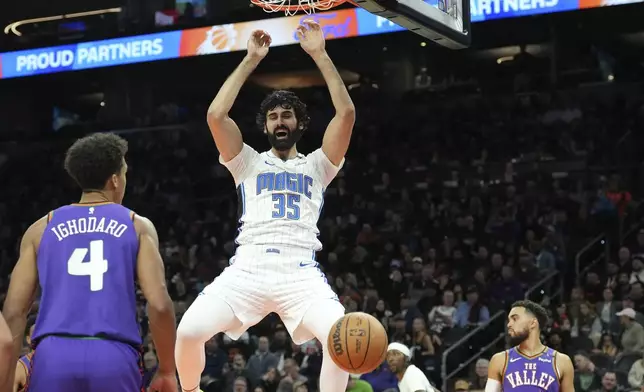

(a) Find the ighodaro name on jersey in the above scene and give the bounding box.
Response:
[256,172,314,199]
[50,217,129,241]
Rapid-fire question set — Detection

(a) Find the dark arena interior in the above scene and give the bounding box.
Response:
[1,0,644,390]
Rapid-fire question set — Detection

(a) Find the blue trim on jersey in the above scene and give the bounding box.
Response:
[234,183,247,246]
[19,354,31,371]
[240,183,246,217]
[317,188,326,222]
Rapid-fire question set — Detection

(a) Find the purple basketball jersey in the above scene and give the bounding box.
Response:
[32,203,141,346]
[502,347,560,392]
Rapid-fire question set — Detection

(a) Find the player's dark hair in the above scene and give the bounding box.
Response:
[256,90,310,132]
[511,300,549,330]
[64,133,128,191]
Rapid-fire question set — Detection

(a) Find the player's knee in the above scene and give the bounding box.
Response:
[176,314,211,344]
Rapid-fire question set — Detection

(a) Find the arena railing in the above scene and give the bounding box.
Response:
[574,233,609,285]
[524,270,564,306]
[440,309,506,392]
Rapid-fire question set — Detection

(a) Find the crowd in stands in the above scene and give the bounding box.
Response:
[1,81,643,392]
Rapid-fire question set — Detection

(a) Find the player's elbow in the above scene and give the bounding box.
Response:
[206,107,229,123]
[146,289,174,316]
[0,324,13,358]
[2,305,25,329]
[337,104,356,121]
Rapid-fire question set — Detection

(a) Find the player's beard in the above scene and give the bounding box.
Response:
[267,125,303,151]
[508,329,530,346]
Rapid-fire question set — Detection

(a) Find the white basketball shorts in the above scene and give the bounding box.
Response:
[200,245,341,344]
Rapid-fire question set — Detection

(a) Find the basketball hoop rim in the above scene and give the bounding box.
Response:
[250,0,356,12]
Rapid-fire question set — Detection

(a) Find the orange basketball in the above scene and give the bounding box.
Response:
[327,312,389,374]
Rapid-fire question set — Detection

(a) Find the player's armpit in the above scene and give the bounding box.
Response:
[309,149,345,188]
[134,216,177,375]
[219,143,261,186]
[557,352,575,392]
[487,351,508,382]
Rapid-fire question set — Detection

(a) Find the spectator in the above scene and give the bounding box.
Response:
[594,333,619,359]
[630,259,644,286]
[410,317,435,368]
[454,379,470,392]
[202,337,227,389]
[571,302,602,347]
[247,337,280,385]
[628,357,644,390]
[142,351,159,388]
[293,381,309,392]
[234,376,250,392]
[574,352,602,392]
[629,282,644,314]
[617,247,632,274]
[347,374,374,392]
[469,359,489,391]
[259,367,281,392]
[583,272,604,304]
[490,265,523,307]
[225,355,255,392]
[428,290,457,334]
[276,358,307,392]
[455,286,490,328]
[596,288,621,335]
[360,363,398,392]
[592,370,621,392]
[617,308,644,355]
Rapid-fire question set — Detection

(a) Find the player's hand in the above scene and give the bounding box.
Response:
[296,20,326,57]
[148,371,179,392]
[247,30,271,60]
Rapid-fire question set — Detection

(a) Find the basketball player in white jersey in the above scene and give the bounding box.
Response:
[174,20,355,392]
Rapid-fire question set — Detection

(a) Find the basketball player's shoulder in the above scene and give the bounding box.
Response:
[304,148,344,186]
[23,214,49,246]
[305,147,332,164]
[551,348,573,373]
[488,350,510,379]
[131,213,159,242]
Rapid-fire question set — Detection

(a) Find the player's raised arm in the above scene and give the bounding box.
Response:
[134,215,178,389]
[207,30,272,162]
[297,20,355,166]
[485,351,506,392]
[2,218,43,391]
[557,352,575,392]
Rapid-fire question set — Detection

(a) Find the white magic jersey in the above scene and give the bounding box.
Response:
[220,143,344,251]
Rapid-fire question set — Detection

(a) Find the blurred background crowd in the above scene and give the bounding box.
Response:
[2,0,644,391]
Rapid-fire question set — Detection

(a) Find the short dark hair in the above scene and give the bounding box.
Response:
[511,300,549,330]
[64,133,128,190]
[256,90,310,132]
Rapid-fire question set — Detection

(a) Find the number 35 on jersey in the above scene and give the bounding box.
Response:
[257,172,313,222]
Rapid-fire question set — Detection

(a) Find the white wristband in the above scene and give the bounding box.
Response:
[485,379,502,392]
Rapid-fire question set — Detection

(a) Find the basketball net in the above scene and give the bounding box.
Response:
[250,0,352,15]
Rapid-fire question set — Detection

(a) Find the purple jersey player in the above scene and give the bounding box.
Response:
[486,300,574,392]
[2,133,178,392]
